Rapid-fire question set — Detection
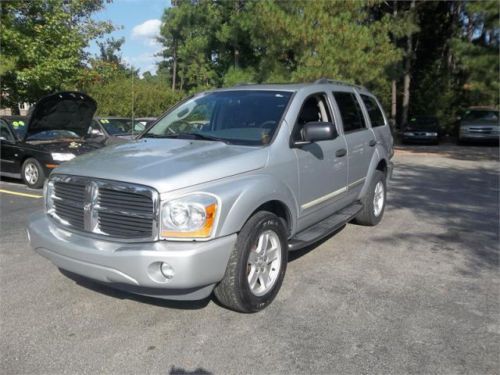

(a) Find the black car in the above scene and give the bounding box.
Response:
[401,116,441,144]
[0,92,106,188]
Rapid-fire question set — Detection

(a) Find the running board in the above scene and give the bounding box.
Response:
[288,202,363,251]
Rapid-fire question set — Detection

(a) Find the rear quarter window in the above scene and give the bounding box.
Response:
[332,92,366,132]
[360,95,386,127]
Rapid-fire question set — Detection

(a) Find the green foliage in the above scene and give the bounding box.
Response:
[0,0,113,108]
[85,76,184,117]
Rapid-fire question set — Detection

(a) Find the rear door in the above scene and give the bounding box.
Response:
[359,93,393,157]
[331,90,376,198]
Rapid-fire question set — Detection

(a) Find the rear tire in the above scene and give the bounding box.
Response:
[354,170,386,226]
[214,211,288,313]
[21,158,45,189]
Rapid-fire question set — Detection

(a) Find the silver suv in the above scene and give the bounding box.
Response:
[27,79,393,312]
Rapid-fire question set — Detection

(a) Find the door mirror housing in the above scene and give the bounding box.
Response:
[302,122,338,144]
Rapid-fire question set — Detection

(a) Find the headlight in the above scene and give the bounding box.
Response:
[160,193,219,239]
[403,132,414,136]
[427,132,438,136]
[51,153,75,162]
[43,179,55,214]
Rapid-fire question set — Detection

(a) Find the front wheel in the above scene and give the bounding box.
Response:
[214,211,288,313]
[21,158,45,189]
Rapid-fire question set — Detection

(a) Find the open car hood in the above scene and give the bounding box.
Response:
[24,92,97,141]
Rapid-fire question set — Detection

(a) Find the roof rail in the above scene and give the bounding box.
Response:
[313,78,366,90]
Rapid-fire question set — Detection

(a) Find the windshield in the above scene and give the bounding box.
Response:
[143,90,292,146]
[26,129,80,141]
[99,118,145,135]
[408,116,439,129]
[463,110,499,122]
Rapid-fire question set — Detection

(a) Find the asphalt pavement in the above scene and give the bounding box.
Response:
[0,143,499,374]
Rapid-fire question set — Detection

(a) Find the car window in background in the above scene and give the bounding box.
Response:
[144,90,292,146]
[360,95,385,127]
[99,118,136,135]
[333,92,367,132]
[463,110,499,122]
[3,116,28,139]
[0,119,15,142]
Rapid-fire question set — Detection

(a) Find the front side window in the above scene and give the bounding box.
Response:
[361,95,386,127]
[333,92,366,132]
[294,93,332,141]
[144,90,292,146]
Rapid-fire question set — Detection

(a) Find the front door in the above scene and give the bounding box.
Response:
[293,93,349,228]
[332,90,376,197]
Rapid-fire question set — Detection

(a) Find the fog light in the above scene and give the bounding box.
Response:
[160,262,175,280]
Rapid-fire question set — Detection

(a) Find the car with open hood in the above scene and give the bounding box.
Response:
[0,92,106,188]
[457,107,499,143]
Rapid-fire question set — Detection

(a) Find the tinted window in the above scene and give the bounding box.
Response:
[333,92,366,132]
[361,95,385,127]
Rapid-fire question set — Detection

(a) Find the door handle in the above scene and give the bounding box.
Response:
[335,148,347,157]
[369,139,377,147]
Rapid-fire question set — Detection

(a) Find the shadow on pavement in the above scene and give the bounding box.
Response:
[59,269,212,310]
[376,160,499,276]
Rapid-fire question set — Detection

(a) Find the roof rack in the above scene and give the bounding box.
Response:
[313,78,366,90]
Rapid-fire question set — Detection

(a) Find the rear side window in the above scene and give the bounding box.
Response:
[332,92,366,132]
[361,95,386,127]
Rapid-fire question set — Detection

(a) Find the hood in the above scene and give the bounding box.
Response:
[54,139,269,192]
[24,92,97,140]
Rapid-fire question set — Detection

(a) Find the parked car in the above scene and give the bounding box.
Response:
[401,116,441,144]
[27,79,393,312]
[457,107,499,143]
[95,117,147,139]
[0,92,105,188]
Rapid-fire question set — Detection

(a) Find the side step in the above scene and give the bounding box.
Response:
[288,202,363,252]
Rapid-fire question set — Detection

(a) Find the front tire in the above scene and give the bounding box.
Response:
[21,158,45,189]
[214,211,288,313]
[354,170,386,226]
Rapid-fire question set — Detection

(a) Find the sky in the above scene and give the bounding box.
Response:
[88,0,171,75]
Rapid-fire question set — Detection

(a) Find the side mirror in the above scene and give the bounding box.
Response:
[302,122,338,143]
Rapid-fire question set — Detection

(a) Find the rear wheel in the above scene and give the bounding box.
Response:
[21,158,45,189]
[354,170,386,226]
[214,211,288,313]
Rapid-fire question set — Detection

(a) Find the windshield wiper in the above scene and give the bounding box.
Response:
[167,132,230,144]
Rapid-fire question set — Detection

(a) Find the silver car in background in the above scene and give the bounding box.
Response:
[458,107,500,143]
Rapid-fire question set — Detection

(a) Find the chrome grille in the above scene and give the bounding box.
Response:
[49,175,159,241]
[53,181,86,229]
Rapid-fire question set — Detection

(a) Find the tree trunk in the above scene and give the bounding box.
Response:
[402,0,416,127]
[391,1,398,124]
[171,43,177,91]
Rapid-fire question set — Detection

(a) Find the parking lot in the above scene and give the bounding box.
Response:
[0,144,498,374]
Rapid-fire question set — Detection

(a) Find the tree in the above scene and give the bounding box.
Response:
[0,0,113,111]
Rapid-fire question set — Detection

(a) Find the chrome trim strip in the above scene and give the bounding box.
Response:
[301,186,348,210]
[348,177,366,189]
[300,177,366,210]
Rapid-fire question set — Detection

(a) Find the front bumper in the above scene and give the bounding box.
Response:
[27,212,236,300]
[459,132,499,142]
